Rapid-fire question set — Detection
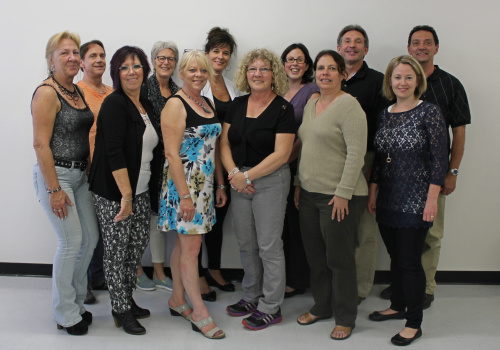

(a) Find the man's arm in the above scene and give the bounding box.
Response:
[442,125,465,195]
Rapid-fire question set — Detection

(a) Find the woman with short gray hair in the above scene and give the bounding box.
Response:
[135,40,181,292]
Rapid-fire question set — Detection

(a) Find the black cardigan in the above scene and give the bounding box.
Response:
[88,88,162,212]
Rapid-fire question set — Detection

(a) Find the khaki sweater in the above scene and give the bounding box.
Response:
[295,94,368,199]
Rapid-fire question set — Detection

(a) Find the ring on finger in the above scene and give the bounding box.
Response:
[183,213,188,216]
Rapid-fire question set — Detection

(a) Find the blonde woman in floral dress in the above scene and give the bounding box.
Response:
[158,50,226,339]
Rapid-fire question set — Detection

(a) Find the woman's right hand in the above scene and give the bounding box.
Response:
[50,190,73,219]
[180,197,195,222]
[294,187,300,210]
[114,200,133,222]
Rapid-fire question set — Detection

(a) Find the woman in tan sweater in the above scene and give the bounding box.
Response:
[294,50,367,340]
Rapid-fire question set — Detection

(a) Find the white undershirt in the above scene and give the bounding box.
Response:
[136,113,159,194]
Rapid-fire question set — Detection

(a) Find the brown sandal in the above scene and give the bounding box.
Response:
[297,312,332,326]
[331,325,353,340]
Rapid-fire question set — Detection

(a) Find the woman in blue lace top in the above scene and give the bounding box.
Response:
[367,56,447,346]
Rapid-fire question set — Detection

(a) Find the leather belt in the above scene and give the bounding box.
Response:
[54,159,88,171]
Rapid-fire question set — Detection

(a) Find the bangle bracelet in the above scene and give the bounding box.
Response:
[217,185,226,189]
[228,167,240,176]
[46,186,61,194]
[121,197,133,202]
[179,194,191,199]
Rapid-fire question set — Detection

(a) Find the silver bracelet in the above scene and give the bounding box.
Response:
[179,194,191,199]
[217,185,226,189]
[121,197,133,202]
[228,167,240,176]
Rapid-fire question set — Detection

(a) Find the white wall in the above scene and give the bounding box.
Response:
[1,0,499,271]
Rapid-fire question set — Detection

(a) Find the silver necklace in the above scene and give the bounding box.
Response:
[182,89,211,113]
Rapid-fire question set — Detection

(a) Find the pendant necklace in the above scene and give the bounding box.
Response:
[52,75,80,105]
[182,89,211,113]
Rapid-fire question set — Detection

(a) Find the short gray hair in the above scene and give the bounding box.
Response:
[151,41,179,67]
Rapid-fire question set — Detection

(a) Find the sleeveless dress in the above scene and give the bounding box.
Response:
[158,95,221,234]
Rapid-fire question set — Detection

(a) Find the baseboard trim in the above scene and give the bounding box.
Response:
[1,263,499,284]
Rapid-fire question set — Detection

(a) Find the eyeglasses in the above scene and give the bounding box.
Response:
[118,64,143,72]
[156,56,176,64]
[247,67,272,74]
[285,57,305,64]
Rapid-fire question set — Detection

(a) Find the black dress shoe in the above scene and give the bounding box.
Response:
[369,310,405,321]
[201,290,217,302]
[380,285,392,300]
[391,327,422,346]
[205,272,235,292]
[131,298,150,319]
[81,311,92,325]
[57,319,88,335]
[422,293,434,310]
[84,290,96,305]
[112,310,146,335]
[285,289,305,298]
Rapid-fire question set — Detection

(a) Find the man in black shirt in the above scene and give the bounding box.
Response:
[337,25,389,304]
[380,25,471,309]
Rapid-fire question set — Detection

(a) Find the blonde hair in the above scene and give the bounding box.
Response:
[45,31,81,74]
[234,48,289,96]
[178,50,214,81]
[383,55,427,100]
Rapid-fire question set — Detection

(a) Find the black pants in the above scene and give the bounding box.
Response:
[379,224,428,329]
[198,183,230,276]
[282,167,310,290]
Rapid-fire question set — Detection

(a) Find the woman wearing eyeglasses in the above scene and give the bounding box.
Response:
[280,43,319,299]
[135,41,181,292]
[220,48,295,330]
[89,46,161,335]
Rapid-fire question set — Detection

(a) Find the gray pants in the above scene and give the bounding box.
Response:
[230,164,290,314]
[299,189,366,327]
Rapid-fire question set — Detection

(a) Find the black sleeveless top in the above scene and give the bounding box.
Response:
[213,95,231,123]
[169,95,219,128]
[32,84,93,161]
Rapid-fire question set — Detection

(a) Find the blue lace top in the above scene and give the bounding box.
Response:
[371,101,447,228]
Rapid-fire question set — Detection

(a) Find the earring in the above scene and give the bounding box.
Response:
[50,65,55,76]
[271,83,275,91]
[225,65,231,72]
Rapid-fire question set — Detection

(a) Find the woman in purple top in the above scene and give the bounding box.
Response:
[280,43,319,298]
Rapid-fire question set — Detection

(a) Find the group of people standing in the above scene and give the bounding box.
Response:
[31,23,470,346]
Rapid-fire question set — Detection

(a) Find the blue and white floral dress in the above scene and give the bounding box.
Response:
[158,95,221,234]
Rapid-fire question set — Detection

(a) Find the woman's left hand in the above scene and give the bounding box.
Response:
[215,188,228,207]
[329,196,349,222]
[423,198,438,222]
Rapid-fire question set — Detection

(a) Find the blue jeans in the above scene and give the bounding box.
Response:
[33,164,99,327]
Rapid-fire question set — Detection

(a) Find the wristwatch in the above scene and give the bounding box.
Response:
[243,171,252,185]
[448,168,459,176]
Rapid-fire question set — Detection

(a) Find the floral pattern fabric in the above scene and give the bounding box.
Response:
[158,97,221,234]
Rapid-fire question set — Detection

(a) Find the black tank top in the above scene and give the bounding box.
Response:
[32,84,93,161]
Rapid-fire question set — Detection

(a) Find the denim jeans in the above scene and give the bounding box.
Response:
[33,164,99,327]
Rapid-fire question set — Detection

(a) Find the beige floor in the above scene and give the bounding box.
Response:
[2,276,499,350]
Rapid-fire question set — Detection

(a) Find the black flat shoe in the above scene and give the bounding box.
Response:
[201,290,217,302]
[369,310,405,321]
[112,310,146,335]
[131,298,150,319]
[57,319,88,335]
[81,311,92,325]
[391,328,422,346]
[205,272,235,292]
[285,289,305,298]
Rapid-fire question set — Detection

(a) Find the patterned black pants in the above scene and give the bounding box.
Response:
[93,192,151,313]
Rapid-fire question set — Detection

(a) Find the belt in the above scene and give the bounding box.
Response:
[54,159,88,171]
